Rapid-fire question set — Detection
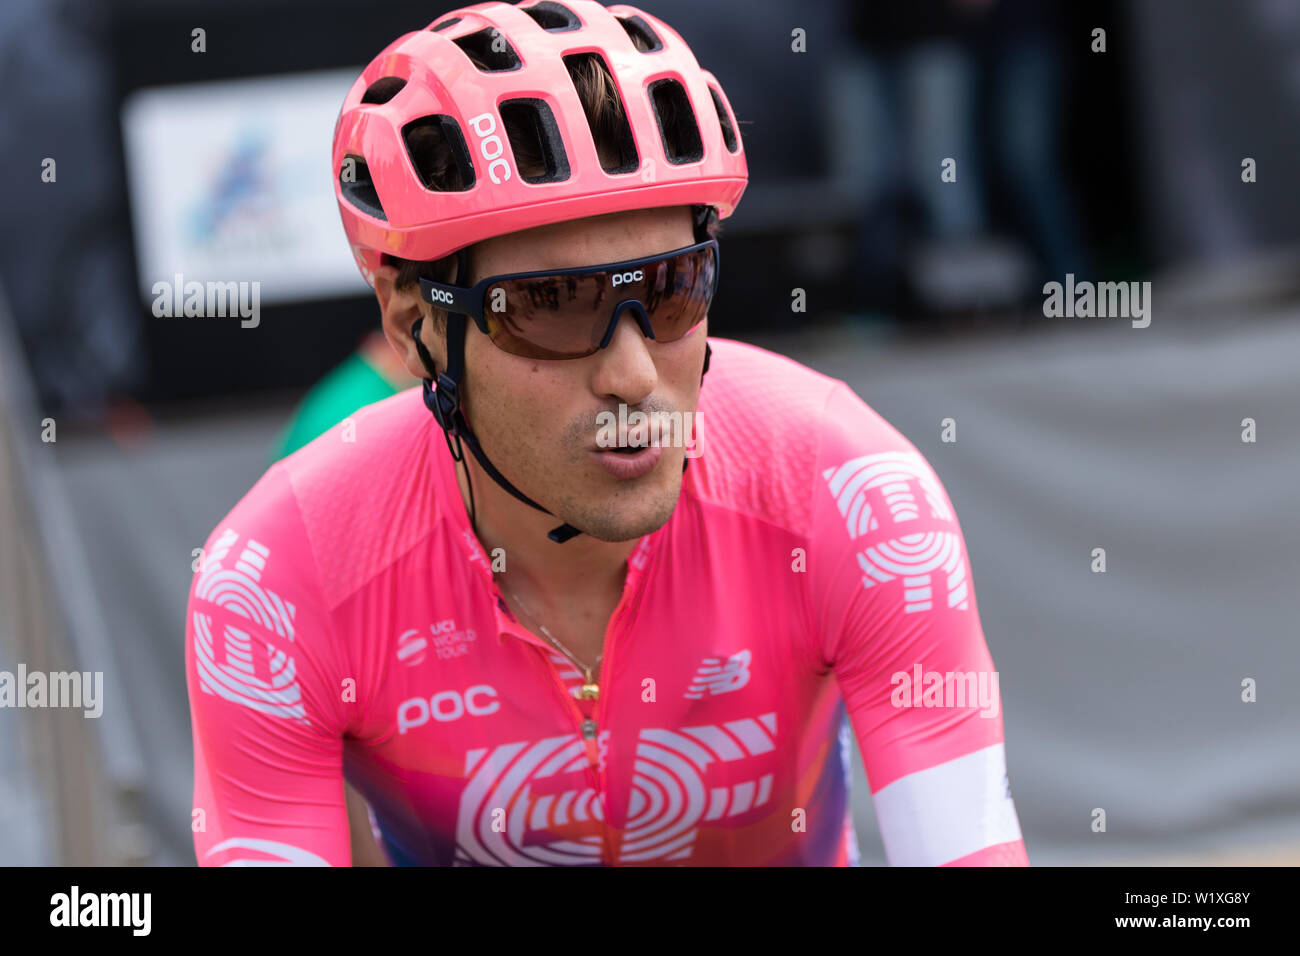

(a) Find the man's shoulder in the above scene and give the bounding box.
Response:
[698,336,847,431]
[277,385,429,491]
[691,338,893,532]
[213,388,439,609]
[702,335,912,449]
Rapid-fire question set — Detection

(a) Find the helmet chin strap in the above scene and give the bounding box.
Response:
[415,216,715,545]
[415,317,581,542]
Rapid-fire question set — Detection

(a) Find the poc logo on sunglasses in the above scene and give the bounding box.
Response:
[428,288,455,306]
[467,112,513,185]
[611,269,644,288]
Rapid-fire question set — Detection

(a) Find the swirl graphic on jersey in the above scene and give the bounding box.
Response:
[204,836,329,866]
[823,452,969,613]
[454,734,607,865]
[453,714,776,865]
[191,528,305,720]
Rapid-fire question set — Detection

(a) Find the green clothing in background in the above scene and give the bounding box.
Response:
[271,351,403,461]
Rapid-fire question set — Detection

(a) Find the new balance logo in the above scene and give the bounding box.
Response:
[685,649,752,699]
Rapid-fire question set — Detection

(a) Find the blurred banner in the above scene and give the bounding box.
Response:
[122,69,369,306]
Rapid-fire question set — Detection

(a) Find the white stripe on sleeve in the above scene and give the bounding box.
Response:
[872,742,1022,866]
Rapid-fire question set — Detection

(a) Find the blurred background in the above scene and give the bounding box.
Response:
[2,0,1299,865]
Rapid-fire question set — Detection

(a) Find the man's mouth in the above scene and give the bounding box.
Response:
[591,441,662,479]
[606,438,658,454]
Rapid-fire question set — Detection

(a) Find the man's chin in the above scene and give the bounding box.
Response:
[562,484,681,543]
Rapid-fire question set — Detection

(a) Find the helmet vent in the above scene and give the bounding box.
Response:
[500,99,572,183]
[339,155,387,220]
[522,2,581,32]
[360,76,407,105]
[430,17,461,32]
[617,16,663,52]
[402,115,476,192]
[649,78,703,164]
[562,52,639,174]
[454,28,522,72]
[709,86,740,153]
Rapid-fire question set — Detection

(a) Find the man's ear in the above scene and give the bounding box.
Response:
[374,264,440,381]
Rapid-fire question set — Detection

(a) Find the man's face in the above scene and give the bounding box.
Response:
[415,205,703,542]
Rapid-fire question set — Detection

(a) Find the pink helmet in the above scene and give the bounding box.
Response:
[332,0,748,287]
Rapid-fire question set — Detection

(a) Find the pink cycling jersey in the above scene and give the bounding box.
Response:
[186,337,1028,866]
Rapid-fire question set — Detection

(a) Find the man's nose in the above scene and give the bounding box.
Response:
[590,304,657,402]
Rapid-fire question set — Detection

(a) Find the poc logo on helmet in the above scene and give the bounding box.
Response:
[428,288,454,306]
[611,269,644,288]
[467,112,513,185]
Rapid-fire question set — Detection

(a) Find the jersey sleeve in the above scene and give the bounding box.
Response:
[809,381,1028,866]
[185,464,354,866]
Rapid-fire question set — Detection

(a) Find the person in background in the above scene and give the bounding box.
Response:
[849,0,994,314]
[270,329,419,461]
[975,0,1091,283]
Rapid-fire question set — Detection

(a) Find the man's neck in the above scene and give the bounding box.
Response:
[453,451,637,613]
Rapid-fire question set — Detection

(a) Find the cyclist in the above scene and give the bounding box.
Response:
[186,0,1028,866]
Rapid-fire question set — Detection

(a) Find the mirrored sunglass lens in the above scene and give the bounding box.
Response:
[645,247,715,341]
[484,275,606,358]
[485,246,715,358]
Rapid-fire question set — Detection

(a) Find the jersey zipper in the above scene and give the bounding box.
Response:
[536,606,623,866]
[495,538,658,866]
[522,575,641,867]
[584,536,660,865]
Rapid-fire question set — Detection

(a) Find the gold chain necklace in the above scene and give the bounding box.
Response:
[500,579,601,701]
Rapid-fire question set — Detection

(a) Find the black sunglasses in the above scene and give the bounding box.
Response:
[418,238,719,360]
